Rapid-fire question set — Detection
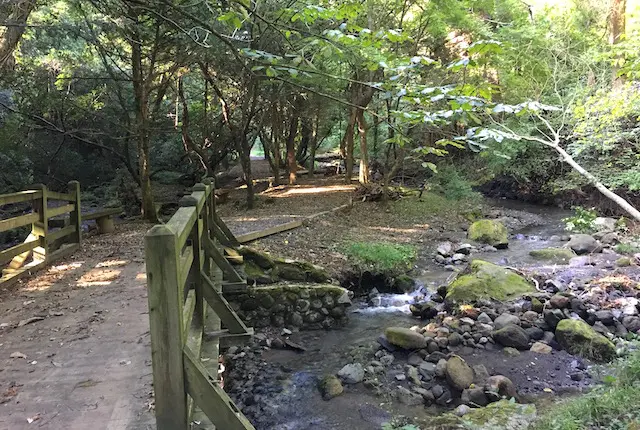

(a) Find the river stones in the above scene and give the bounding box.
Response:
[529,247,576,263]
[384,327,427,349]
[555,319,616,362]
[567,234,601,255]
[485,375,517,401]
[544,309,565,330]
[445,356,474,391]
[530,342,552,354]
[549,294,571,309]
[468,219,509,248]
[493,324,530,350]
[337,363,364,384]
[462,387,489,407]
[445,261,535,305]
[318,375,343,400]
[494,313,520,330]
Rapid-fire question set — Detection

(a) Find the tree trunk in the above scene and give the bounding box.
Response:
[356,109,369,184]
[610,0,627,86]
[308,114,319,177]
[382,146,405,204]
[286,112,299,185]
[177,76,212,179]
[131,37,157,222]
[0,0,38,69]
[344,108,357,184]
[552,143,640,222]
[237,133,254,209]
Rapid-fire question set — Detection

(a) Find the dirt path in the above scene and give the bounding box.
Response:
[0,223,154,430]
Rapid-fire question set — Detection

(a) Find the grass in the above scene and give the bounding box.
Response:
[392,192,480,219]
[534,352,640,430]
[343,241,417,273]
[615,242,640,255]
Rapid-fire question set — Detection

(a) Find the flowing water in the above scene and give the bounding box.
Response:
[239,201,614,429]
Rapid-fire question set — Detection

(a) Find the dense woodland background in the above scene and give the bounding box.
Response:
[0,0,638,220]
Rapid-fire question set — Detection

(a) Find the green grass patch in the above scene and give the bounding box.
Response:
[615,242,640,255]
[534,352,640,430]
[343,241,417,273]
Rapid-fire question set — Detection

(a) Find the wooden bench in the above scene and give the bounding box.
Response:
[82,207,123,234]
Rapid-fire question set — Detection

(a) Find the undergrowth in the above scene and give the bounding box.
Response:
[343,241,417,273]
[534,352,640,430]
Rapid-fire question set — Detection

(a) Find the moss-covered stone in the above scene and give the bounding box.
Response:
[274,261,308,281]
[616,257,633,267]
[529,248,576,263]
[318,375,343,400]
[244,260,277,284]
[238,246,275,269]
[384,327,427,349]
[468,219,509,248]
[425,400,536,429]
[555,319,616,363]
[393,275,416,293]
[445,260,535,305]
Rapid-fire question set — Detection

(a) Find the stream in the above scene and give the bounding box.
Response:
[223,201,633,430]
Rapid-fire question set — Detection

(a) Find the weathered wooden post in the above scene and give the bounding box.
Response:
[202,179,222,361]
[145,224,188,430]
[68,181,82,244]
[31,184,48,262]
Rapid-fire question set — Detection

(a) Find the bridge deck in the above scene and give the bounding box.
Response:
[0,223,155,430]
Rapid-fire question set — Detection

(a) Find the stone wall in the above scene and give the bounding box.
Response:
[228,284,352,330]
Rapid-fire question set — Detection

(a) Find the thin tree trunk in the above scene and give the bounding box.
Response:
[309,114,319,178]
[131,37,157,222]
[0,0,37,69]
[610,0,626,86]
[237,133,254,209]
[344,108,357,184]
[552,143,640,221]
[382,146,405,203]
[286,112,299,185]
[178,76,212,178]
[356,109,369,184]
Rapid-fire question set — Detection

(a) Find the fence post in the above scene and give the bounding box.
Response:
[68,181,82,245]
[145,225,188,430]
[31,184,48,262]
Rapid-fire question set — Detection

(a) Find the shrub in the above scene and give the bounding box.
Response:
[563,206,597,233]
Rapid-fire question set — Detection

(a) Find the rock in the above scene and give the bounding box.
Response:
[555,319,616,362]
[448,332,464,347]
[599,231,619,245]
[477,312,493,324]
[468,219,509,248]
[494,324,530,350]
[405,366,421,385]
[409,301,438,320]
[567,234,601,255]
[456,244,474,255]
[318,375,343,400]
[437,242,454,257]
[523,311,538,322]
[531,297,544,313]
[525,327,545,341]
[595,310,615,325]
[494,313,521,330]
[485,375,517,401]
[435,254,446,264]
[530,342,552,354]
[455,404,472,417]
[503,347,520,357]
[616,257,633,267]
[593,217,617,232]
[435,358,447,377]
[544,309,565,330]
[337,363,364,384]
[462,387,489,407]
[394,386,423,406]
[569,256,593,267]
[445,356,474,391]
[393,275,416,293]
[418,361,436,380]
[239,246,275,269]
[407,353,424,367]
[434,400,536,430]
[529,248,576,263]
[445,260,535,305]
[570,372,585,381]
[384,327,427,349]
[622,315,640,332]
[550,294,571,309]
[473,364,490,382]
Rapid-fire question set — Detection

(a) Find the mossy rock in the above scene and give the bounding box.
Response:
[384,327,427,349]
[468,219,509,248]
[274,261,308,281]
[239,246,275,269]
[318,375,343,400]
[529,248,576,263]
[393,275,416,293]
[555,319,616,363]
[616,257,633,267]
[244,260,277,284]
[445,260,535,305]
[427,400,536,429]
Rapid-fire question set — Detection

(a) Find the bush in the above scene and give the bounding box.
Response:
[563,206,597,233]
[430,166,481,202]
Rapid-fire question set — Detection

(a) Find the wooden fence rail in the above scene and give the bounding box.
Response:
[0,182,122,287]
[145,180,254,430]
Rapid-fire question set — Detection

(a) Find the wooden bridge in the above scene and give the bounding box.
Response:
[0,180,256,429]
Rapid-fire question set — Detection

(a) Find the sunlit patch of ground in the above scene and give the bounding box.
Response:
[76,268,121,287]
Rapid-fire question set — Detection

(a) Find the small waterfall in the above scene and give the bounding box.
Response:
[354,281,432,314]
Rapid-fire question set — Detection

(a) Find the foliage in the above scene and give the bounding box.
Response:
[343,241,416,273]
[430,165,482,202]
[534,352,640,430]
[615,241,640,255]
[562,206,598,233]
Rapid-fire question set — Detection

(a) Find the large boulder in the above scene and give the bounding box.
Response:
[493,324,530,350]
[555,319,616,362]
[529,248,576,263]
[468,219,509,248]
[567,234,601,255]
[384,327,427,349]
[445,260,535,305]
[445,356,474,391]
[430,400,536,430]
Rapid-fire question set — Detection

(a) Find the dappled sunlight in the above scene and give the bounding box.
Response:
[96,259,129,268]
[368,225,428,235]
[136,272,147,281]
[270,185,354,197]
[22,261,85,292]
[76,268,121,287]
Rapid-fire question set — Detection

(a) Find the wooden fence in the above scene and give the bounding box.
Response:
[0,182,82,286]
[0,182,123,287]
[145,180,254,430]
